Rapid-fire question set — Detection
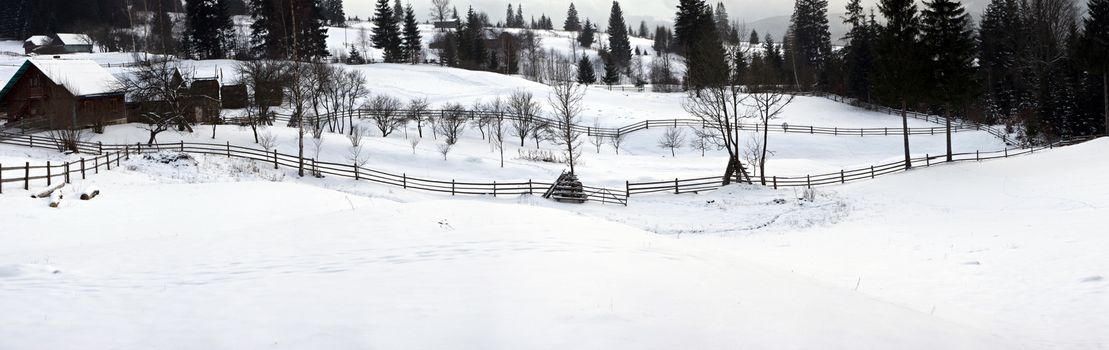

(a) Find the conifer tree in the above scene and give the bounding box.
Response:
[506,4,515,28]
[608,1,632,67]
[372,0,404,62]
[789,0,833,88]
[565,3,582,31]
[402,4,422,64]
[579,19,596,47]
[577,55,597,84]
[1080,0,1109,134]
[749,29,760,44]
[602,55,621,85]
[977,0,1024,123]
[393,0,403,24]
[921,0,977,161]
[185,0,233,59]
[842,0,877,100]
[875,0,924,169]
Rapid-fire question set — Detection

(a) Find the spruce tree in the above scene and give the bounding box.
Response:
[393,0,403,24]
[789,0,833,88]
[608,1,632,67]
[506,4,515,28]
[875,0,923,169]
[749,29,760,44]
[579,19,596,47]
[577,55,597,84]
[185,0,233,59]
[714,2,731,39]
[921,0,976,161]
[402,4,422,64]
[674,0,707,55]
[372,0,404,62]
[842,0,877,100]
[565,3,582,31]
[1080,0,1109,134]
[978,0,1024,123]
[602,55,621,85]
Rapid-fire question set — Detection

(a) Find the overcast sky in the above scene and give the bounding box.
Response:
[343,0,993,29]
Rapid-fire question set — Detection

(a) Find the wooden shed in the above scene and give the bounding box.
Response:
[23,34,95,55]
[0,59,126,130]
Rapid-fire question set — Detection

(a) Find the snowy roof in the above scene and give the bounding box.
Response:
[25,35,51,46]
[28,59,122,96]
[54,33,92,46]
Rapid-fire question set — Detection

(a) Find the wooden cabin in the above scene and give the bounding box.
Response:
[0,59,126,130]
[23,34,94,55]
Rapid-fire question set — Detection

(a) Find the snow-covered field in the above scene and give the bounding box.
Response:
[1,136,1105,349]
[2,26,1104,349]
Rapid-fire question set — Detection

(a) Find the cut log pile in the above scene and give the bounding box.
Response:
[543,172,587,204]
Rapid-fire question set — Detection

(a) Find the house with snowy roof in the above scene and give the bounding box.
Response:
[23,33,94,55]
[0,59,126,130]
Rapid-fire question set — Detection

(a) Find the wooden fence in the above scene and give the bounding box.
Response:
[262,107,993,141]
[0,133,628,205]
[2,133,1093,203]
[0,151,123,194]
[625,136,1095,195]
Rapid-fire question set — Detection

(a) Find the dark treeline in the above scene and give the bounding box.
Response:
[675,0,1108,144]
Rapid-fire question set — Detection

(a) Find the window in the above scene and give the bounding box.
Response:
[29,76,40,88]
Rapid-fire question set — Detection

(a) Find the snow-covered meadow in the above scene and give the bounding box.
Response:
[1,28,1105,350]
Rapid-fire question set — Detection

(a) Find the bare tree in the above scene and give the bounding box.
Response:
[407,97,431,138]
[743,85,794,185]
[437,142,453,160]
[682,50,752,185]
[236,59,287,143]
[509,90,540,146]
[609,132,627,155]
[49,129,90,153]
[520,30,546,82]
[409,136,421,154]
[689,130,712,157]
[658,127,687,157]
[588,119,605,153]
[430,0,451,22]
[484,97,510,167]
[365,94,405,137]
[344,70,370,134]
[547,59,587,173]
[258,130,277,152]
[434,103,467,145]
[286,61,313,177]
[118,59,196,145]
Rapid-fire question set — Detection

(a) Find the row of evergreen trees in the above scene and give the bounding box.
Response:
[673,0,1108,141]
[369,0,421,63]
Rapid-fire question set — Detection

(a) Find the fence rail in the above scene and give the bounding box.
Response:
[258,106,994,142]
[0,133,627,205]
[2,132,1094,204]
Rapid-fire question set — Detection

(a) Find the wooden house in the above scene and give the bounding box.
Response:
[23,34,94,55]
[0,59,126,130]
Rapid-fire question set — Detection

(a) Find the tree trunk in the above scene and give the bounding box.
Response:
[722,157,737,185]
[1104,71,1108,136]
[760,118,770,186]
[946,108,952,162]
[901,99,911,170]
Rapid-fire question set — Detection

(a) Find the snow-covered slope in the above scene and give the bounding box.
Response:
[0,174,1014,349]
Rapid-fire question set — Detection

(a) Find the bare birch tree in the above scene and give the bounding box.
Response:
[547,58,587,173]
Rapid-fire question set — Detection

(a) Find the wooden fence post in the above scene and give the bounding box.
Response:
[926,154,930,167]
[0,162,3,194]
[180,140,184,152]
[80,158,86,179]
[125,145,129,160]
[674,178,679,194]
[94,157,99,174]
[46,161,51,186]
[1004,148,1008,158]
[870,166,875,179]
[98,141,103,155]
[976,150,979,161]
[226,142,231,158]
[806,175,811,189]
[529,179,533,194]
[451,180,455,196]
[273,149,278,169]
[773,176,777,190]
[353,162,359,180]
[403,174,407,189]
[493,181,497,197]
[65,163,70,183]
[24,162,30,190]
[840,170,845,184]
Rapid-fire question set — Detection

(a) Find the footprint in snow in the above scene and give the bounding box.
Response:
[438,219,454,231]
[1080,276,1102,283]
